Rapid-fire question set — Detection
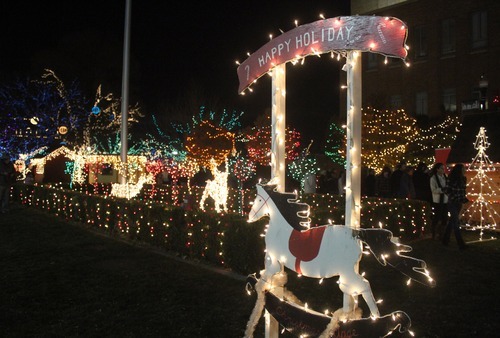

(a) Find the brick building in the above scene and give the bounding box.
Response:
[346,0,500,120]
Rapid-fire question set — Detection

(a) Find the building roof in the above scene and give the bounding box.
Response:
[447,111,500,164]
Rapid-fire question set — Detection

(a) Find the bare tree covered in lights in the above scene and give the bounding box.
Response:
[361,107,417,172]
[406,114,460,165]
[185,120,235,168]
[83,84,143,149]
[94,131,150,157]
[323,107,460,173]
[0,70,88,158]
[244,112,301,166]
[173,106,243,168]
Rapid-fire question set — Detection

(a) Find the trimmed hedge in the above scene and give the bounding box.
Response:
[11,183,431,275]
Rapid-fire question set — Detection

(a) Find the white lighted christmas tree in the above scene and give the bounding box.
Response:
[461,127,499,240]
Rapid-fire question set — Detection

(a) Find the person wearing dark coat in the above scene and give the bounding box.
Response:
[442,163,468,250]
[376,165,392,198]
[390,162,406,198]
[364,168,377,197]
[413,162,432,203]
[399,166,416,199]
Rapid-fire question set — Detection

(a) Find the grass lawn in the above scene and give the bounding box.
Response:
[1,203,499,337]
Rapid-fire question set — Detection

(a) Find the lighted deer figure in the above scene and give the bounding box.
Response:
[111,176,152,199]
[200,158,229,213]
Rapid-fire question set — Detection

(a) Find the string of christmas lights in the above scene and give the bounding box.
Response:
[361,107,417,172]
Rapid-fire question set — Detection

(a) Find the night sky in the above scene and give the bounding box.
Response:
[1,0,351,144]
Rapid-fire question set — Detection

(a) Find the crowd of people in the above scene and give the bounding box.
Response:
[316,160,469,250]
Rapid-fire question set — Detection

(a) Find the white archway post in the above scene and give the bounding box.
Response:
[271,63,287,192]
[344,50,362,313]
[267,63,286,338]
[345,50,362,229]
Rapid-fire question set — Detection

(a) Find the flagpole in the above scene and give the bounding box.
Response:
[120,0,131,184]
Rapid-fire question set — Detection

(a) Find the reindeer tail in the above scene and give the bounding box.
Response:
[358,229,436,287]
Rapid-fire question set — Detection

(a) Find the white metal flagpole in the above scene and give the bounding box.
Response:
[120,0,131,185]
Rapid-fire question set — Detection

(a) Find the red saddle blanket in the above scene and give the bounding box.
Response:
[289,226,327,273]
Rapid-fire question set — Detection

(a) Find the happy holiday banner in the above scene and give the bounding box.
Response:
[237,16,408,93]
